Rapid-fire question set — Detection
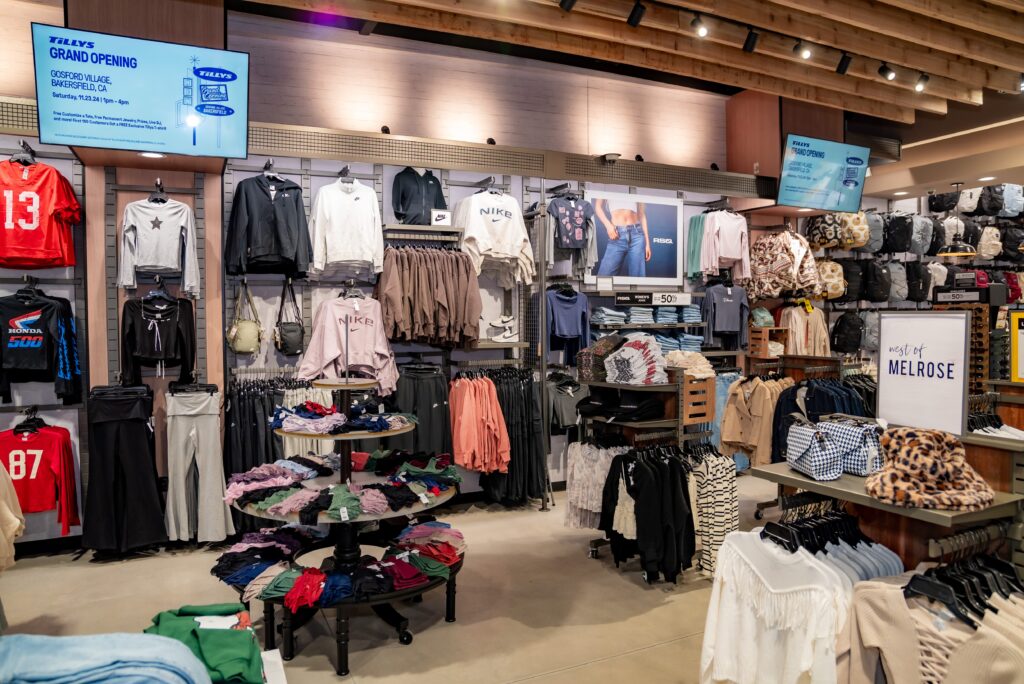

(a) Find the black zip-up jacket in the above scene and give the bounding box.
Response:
[225,175,312,275]
[392,167,447,225]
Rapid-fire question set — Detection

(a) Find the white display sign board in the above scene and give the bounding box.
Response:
[877,311,969,435]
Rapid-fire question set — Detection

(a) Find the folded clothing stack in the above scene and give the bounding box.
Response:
[654,334,681,355]
[678,333,704,352]
[591,307,627,325]
[665,350,715,379]
[627,306,655,324]
[603,333,668,384]
[576,333,625,383]
[144,603,264,684]
[655,306,678,324]
[679,304,702,323]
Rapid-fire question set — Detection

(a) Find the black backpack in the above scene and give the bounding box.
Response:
[830,312,864,354]
[961,219,982,247]
[978,186,1005,216]
[1001,226,1024,262]
[864,260,892,302]
[836,260,864,303]
[928,191,959,213]
[905,261,931,302]
[882,214,914,253]
[926,218,945,256]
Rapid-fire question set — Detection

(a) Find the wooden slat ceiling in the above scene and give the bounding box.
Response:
[253,0,1024,124]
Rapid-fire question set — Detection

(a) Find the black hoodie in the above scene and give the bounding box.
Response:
[392,167,447,225]
[225,174,312,275]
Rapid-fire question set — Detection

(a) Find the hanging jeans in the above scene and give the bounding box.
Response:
[597,225,646,277]
[712,373,749,471]
[83,393,168,552]
[166,392,235,542]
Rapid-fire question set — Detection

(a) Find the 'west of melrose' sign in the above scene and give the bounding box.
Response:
[877,311,970,435]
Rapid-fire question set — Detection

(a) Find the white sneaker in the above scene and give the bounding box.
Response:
[490,328,518,343]
[488,314,515,328]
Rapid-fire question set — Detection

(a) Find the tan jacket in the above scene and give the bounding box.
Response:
[0,461,24,573]
[720,378,777,466]
[780,305,831,356]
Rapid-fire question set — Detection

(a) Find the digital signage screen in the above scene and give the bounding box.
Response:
[776,134,870,213]
[32,23,249,158]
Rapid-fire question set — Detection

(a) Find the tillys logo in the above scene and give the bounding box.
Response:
[8,310,43,349]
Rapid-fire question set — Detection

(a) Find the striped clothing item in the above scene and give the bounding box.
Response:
[693,452,739,576]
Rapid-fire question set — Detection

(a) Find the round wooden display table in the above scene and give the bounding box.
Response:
[244,401,462,677]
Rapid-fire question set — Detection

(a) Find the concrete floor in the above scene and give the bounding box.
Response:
[0,475,778,684]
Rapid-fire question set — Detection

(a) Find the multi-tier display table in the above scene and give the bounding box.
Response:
[233,378,463,677]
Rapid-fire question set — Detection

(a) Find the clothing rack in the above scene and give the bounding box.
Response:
[927,521,1016,559]
[633,430,678,444]
[452,358,522,368]
[230,365,299,377]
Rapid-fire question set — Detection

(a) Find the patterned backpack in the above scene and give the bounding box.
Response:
[805,213,844,249]
[841,212,870,249]
[817,260,847,300]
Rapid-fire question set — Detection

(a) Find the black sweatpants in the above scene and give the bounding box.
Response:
[386,368,452,455]
[82,394,168,552]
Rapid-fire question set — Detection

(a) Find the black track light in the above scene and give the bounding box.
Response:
[742,28,759,53]
[689,13,707,37]
[836,52,852,75]
[626,1,646,27]
[914,73,929,92]
[559,0,577,11]
[635,154,645,162]
[486,138,496,145]
[793,40,811,60]
[380,125,391,135]
[878,62,896,81]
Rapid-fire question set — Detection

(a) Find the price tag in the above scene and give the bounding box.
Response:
[418,492,430,504]
[651,292,692,306]
[339,507,350,521]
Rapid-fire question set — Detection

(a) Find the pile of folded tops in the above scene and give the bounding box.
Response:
[270,400,416,435]
[145,603,264,684]
[224,454,463,523]
[210,523,467,608]
[0,633,213,684]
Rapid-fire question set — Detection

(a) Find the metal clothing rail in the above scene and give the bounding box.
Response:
[230,365,299,377]
[452,358,522,368]
[927,521,1016,558]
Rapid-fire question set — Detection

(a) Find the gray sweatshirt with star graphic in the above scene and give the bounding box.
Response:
[117,198,200,297]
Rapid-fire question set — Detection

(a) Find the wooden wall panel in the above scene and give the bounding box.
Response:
[203,173,224,389]
[780,98,844,143]
[228,12,727,169]
[84,164,108,385]
[0,0,63,99]
[65,0,225,48]
[726,91,781,177]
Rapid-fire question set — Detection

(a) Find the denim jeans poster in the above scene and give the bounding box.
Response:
[586,191,685,287]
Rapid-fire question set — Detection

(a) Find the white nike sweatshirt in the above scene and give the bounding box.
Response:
[309,179,383,276]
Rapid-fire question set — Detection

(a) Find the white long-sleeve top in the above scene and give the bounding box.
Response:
[309,179,383,276]
[117,198,200,297]
[701,531,847,684]
[455,192,535,288]
[700,211,750,281]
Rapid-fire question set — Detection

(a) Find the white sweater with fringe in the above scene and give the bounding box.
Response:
[700,531,848,684]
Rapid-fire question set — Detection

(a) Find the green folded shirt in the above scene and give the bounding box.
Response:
[258,567,303,600]
[144,603,263,684]
[326,485,361,521]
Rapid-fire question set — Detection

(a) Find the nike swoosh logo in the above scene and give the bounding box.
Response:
[491,218,502,223]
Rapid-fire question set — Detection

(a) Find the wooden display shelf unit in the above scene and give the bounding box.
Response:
[748,326,788,358]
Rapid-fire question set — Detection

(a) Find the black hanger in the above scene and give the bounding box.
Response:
[143,275,176,303]
[149,178,168,204]
[13,406,46,434]
[11,139,35,166]
[338,165,355,184]
[169,382,219,395]
[904,575,977,628]
[760,521,801,553]
[263,158,284,182]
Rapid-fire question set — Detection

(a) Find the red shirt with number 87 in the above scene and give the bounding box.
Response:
[0,425,80,535]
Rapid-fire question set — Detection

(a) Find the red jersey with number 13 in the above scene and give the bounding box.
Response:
[0,425,80,535]
[0,160,80,269]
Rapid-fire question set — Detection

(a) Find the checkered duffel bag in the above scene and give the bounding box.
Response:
[816,418,883,476]
[786,415,843,481]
